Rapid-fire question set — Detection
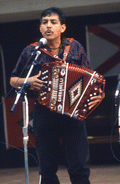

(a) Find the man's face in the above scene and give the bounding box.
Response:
[39,14,66,41]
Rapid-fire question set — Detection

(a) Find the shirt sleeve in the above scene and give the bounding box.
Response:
[11,45,35,77]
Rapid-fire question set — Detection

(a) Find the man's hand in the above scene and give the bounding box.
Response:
[10,71,45,91]
[88,88,104,110]
[28,71,45,91]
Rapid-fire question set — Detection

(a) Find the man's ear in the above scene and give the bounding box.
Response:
[61,24,66,33]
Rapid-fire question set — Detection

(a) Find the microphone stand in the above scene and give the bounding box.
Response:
[118,93,120,143]
[11,50,41,184]
[115,74,120,143]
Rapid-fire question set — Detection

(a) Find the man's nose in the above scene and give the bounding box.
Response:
[47,21,51,27]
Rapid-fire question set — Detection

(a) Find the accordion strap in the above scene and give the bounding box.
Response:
[63,38,74,62]
[39,38,74,63]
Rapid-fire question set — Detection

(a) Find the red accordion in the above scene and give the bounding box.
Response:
[38,61,105,120]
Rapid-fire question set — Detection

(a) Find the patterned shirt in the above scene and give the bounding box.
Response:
[11,38,91,78]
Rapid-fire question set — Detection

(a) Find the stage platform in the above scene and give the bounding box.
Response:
[0,164,120,184]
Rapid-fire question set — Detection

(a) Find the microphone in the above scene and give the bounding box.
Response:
[35,38,47,49]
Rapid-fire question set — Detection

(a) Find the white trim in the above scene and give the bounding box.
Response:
[62,63,69,114]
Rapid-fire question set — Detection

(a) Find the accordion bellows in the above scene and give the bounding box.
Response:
[38,61,105,120]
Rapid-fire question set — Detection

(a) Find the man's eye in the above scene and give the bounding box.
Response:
[52,21,57,24]
[42,21,47,24]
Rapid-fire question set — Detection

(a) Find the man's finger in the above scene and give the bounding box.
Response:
[36,71,41,78]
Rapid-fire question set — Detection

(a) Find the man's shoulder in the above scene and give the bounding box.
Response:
[30,42,39,46]
[66,38,83,51]
[66,38,82,46]
[22,42,38,52]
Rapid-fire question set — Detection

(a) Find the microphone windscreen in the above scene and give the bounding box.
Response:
[39,38,47,45]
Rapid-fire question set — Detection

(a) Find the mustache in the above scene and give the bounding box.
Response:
[45,29,53,34]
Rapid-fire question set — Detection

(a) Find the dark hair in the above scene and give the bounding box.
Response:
[40,7,66,25]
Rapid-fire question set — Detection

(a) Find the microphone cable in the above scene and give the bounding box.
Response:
[0,140,39,167]
[110,118,120,162]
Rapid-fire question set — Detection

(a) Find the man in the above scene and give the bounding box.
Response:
[10,7,102,184]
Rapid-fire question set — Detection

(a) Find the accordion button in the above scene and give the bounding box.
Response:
[40,92,46,96]
[94,87,98,90]
[42,70,48,75]
[41,97,46,100]
[42,76,48,80]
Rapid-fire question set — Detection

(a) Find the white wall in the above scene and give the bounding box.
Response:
[0,0,120,23]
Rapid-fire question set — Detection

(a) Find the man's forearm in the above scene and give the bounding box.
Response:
[10,77,26,88]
